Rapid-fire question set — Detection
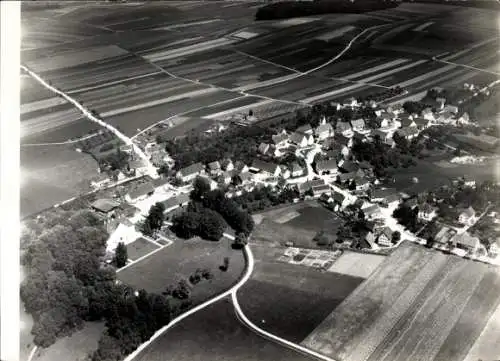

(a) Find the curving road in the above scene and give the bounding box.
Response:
[20,65,158,178]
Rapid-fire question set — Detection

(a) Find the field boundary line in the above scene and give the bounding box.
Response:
[142,236,163,248]
[231,247,337,361]
[121,234,257,361]
[26,345,37,361]
[117,241,171,273]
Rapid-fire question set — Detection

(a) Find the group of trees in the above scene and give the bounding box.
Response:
[392,203,419,232]
[21,208,176,361]
[171,207,226,241]
[255,0,398,20]
[141,202,166,236]
[232,185,300,213]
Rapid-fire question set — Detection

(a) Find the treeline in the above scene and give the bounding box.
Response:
[255,0,399,20]
[20,209,176,361]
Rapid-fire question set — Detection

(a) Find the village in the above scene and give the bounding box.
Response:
[83,83,500,268]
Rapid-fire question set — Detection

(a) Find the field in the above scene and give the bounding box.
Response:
[133,298,314,361]
[126,237,161,261]
[302,242,500,361]
[117,236,245,306]
[20,145,98,218]
[252,201,342,248]
[327,251,386,279]
[237,243,364,343]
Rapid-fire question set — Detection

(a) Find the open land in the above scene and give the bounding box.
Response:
[237,243,364,343]
[302,242,500,361]
[133,299,314,361]
[117,236,245,306]
[21,2,500,217]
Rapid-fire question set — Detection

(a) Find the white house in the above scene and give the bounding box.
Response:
[351,118,365,132]
[316,159,337,175]
[457,112,470,125]
[280,165,291,179]
[314,122,335,140]
[221,159,234,172]
[207,160,222,175]
[251,159,281,178]
[418,203,437,221]
[458,206,476,226]
[377,227,393,247]
[176,162,205,183]
[488,241,499,258]
[421,108,435,121]
[291,162,305,177]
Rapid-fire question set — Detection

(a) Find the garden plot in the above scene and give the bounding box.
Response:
[327,251,387,279]
[126,237,161,262]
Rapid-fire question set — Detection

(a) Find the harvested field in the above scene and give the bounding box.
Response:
[117,236,245,306]
[133,299,314,361]
[463,300,500,361]
[302,242,500,361]
[238,243,363,342]
[327,251,386,279]
[126,237,161,261]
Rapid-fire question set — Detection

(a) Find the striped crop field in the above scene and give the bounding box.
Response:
[302,242,500,361]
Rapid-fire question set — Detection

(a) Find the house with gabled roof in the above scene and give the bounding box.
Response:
[316,159,338,175]
[339,160,359,173]
[421,108,435,121]
[161,193,190,213]
[338,172,356,185]
[207,160,221,175]
[458,206,476,226]
[312,184,331,198]
[296,124,314,135]
[398,115,416,128]
[251,159,281,177]
[351,118,365,132]
[418,203,437,221]
[371,129,393,145]
[412,117,432,130]
[395,127,419,140]
[218,171,233,186]
[272,131,289,148]
[91,199,121,216]
[221,159,234,172]
[363,204,382,220]
[176,162,205,183]
[434,226,456,246]
[453,232,480,253]
[336,121,352,136]
[126,182,155,203]
[291,162,305,177]
[314,122,334,140]
[377,227,393,247]
[355,177,370,191]
[290,131,314,148]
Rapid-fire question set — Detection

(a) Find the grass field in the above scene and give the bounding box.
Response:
[302,242,500,361]
[252,202,342,248]
[237,243,363,343]
[133,298,314,361]
[327,251,386,279]
[117,236,245,306]
[21,145,98,218]
[126,237,161,261]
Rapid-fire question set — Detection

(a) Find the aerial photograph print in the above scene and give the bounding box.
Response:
[18,1,500,361]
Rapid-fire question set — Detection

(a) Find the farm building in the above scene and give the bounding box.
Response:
[176,162,205,183]
[161,193,190,213]
[418,203,437,221]
[452,132,500,152]
[412,117,432,129]
[291,162,305,177]
[312,184,331,198]
[221,159,234,172]
[91,198,121,216]
[350,118,365,132]
[289,131,314,147]
[434,226,456,246]
[207,161,221,175]
[453,232,481,253]
[363,204,382,220]
[272,131,289,148]
[395,127,419,140]
[336,121,352,136]
[354,177,370,191]
[126,182,155,203]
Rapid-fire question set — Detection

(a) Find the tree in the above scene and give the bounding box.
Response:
[157,164,169,177]
[92,333,123,361]
[391,231,401,244]
[142,203,166,236]
[313,231,330,246]
[426,237,435,248]
[232,232,247,249]
[191,176,211,200]
[114,243,128,268]
[172,280,190,300]
[220,257,230,272]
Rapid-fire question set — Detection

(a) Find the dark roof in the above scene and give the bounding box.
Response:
[339,161,358,173]
[310,178,326,187]
[128,182,155,199]
[296,124,313,134]
[272,133,288,144]
[317,159,337,171]
[396,127,419,138]
[351,118,365,129]
[208,161,221,171]
[333,191,345,203]
[312,184,331,194]
[91,199,120,213]
[291,162,303,172]
[339,172,356,182]
[413,117,429,126]
[399,116,414,127]
[315,122,334,135]
[161,193,190,210]
[153,177,170,188]
[178,162,204,177]
[252,159,279,174]
[358,161,373,170]
[289,132,308,144]
[336,122,352,132]
[371,188,397,200]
